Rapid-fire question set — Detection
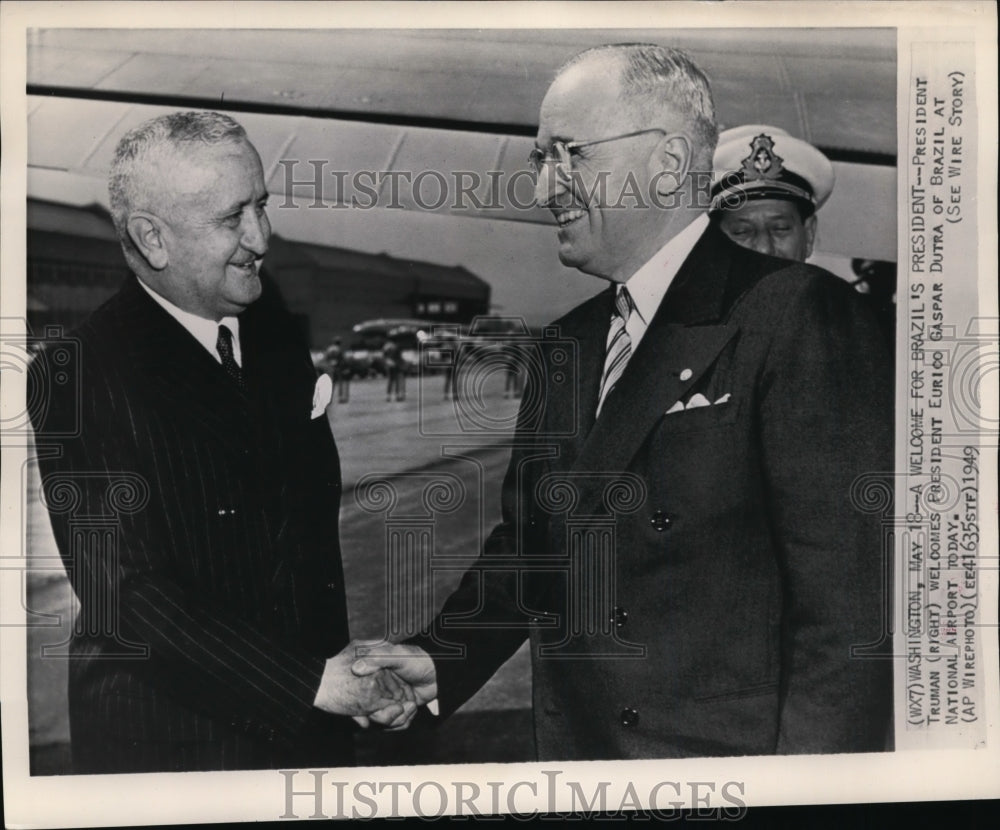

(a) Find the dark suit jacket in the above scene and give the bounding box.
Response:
[30,275,352,773]
[414,223,893,760]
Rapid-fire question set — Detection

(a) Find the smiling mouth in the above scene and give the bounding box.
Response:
[554,208,587,228]
[229,259,261,275]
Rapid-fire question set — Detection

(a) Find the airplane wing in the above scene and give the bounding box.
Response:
[27,28,896,261]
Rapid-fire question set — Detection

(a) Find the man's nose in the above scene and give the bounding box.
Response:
[241,209,270,256]
[749,232,774,257]
[533,163,568,208]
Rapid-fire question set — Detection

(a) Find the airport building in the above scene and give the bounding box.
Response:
[27,198,491,345]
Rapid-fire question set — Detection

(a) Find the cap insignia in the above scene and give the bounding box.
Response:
[740,134,785,181]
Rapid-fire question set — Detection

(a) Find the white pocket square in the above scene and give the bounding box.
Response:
[666,392,732,414]
[311,374,333,419]
[685,393,711,409]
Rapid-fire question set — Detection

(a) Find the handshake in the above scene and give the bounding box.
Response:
[313,640,438,730]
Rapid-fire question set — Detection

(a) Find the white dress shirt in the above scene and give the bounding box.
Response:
[138,279,242,367]
[619,212,709,352]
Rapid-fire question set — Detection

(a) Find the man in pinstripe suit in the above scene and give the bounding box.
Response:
[30,112,413,773]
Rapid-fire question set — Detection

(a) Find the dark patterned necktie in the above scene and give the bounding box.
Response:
[216,324,244,390]
[595,285,634,418]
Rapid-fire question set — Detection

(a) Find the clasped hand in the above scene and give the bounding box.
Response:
[313,640,437,731]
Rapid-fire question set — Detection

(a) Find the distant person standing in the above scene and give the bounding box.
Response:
[442,354,459,401]
[326,337,350,403]
[503,339,524,399]
[437,331,462,401]
[710,125,834,262]
[443,361,455,400]
[383,338,405,402]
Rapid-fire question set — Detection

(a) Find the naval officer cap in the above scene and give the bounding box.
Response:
[710,125,835,217]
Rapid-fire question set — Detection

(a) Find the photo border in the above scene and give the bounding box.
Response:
[2,2,997,826]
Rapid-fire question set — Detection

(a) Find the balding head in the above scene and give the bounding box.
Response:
[555,44,718,171]
[533,44,718,282]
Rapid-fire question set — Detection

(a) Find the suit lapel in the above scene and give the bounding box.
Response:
[572,324,736,476]
[114,277,254,455]
[545,289,613,470]
[238,289,316,434]
[567,222,742,511]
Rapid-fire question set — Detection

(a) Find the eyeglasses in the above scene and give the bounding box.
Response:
[527,128,666,175]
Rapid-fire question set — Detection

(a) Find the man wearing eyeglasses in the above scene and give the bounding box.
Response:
[355,44,892,760]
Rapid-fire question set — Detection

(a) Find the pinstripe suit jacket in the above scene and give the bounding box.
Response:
[31,275,352,773]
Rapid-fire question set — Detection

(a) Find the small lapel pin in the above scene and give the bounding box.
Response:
[679,368,693,381]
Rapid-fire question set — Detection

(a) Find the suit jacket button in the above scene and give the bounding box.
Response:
[326,582,337,590]
[611,606,628,628]
[650,511,672,531]
[620,707,639,727]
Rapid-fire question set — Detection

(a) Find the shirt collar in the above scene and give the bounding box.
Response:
[137,278,241,363]
[622,213,710,326]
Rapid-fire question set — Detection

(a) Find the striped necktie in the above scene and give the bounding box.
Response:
[595,285,633,418]
[216,324,245,390]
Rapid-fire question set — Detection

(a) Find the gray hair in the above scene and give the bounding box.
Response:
[559,44,718,174]
[108,111,248,257]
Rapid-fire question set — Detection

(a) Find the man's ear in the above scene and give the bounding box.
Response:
[650,134,692,196]
[126,212,169,271]
[803,214,818,260]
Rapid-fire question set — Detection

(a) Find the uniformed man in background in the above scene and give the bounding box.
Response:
[710,125,834,262]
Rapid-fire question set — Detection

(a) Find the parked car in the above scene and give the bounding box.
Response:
[347,319,440,376]
[312,340,376,379]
